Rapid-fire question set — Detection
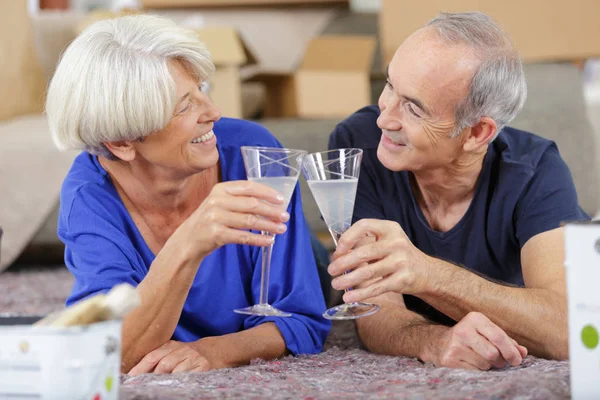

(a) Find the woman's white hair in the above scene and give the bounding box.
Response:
[46,14,215,159]
[426,12,527,139]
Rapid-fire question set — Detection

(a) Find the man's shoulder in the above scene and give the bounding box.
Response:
[493,126,558,172]
[329,106,381,149]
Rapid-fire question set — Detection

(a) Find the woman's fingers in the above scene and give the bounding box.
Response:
[221,181,286,206]
[209,209,287,235]
[207,195,290,224]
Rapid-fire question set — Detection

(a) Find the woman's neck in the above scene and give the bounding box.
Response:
[99,156,219,215]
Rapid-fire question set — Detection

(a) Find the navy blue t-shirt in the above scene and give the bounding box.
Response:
[329,106,589,325]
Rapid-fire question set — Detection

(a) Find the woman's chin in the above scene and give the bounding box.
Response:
[191,147,219,171]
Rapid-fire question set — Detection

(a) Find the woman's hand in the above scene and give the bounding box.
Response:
[128,339,219,375]
[172,181,290,261]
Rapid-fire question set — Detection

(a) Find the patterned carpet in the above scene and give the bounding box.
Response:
[1,266,571,399]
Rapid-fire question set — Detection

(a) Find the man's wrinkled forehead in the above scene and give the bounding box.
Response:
[389,28,480,104]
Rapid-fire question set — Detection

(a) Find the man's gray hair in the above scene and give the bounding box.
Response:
[426,12,527,138]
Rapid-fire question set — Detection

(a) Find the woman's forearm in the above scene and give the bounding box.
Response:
[120,243,200,372]
[198,323,287,369]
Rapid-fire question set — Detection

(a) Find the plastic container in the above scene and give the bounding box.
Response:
[564,221,600,400]
[0,316,121,400]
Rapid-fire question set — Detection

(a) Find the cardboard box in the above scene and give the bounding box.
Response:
[143,0,348,8]
[564,221,600,400]
[379,0,600,66]
[257,35,376,118]
[0,318,121,400]
[196,27,257,118]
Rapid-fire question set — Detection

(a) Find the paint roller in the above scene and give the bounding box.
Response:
[34,283,140,327]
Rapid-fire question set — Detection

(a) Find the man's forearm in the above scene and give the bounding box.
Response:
[356,298,447,361]
[419,258,568,359]
[200,323,287,368]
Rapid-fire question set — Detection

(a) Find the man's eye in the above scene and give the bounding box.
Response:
[407,103,420,118]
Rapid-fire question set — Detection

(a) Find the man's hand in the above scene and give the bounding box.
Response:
[423,312,528,370]
[328,219,434,302]
[128,339,219,375]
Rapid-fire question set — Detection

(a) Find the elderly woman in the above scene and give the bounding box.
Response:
[46,14,330,375]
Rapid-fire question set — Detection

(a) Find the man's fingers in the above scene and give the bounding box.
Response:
[341,276,394,303]
[335,219,386,254]
[331,257,396,290]
[328,241,390,277]
[510,338,529,359]
[477,323,523,366]
[467,333,507,369]
[453,360,482,370]
[439,350,486,370]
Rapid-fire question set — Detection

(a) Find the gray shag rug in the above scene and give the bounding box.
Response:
[1,266,571,399]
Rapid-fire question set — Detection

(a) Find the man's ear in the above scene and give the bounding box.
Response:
[104,141,137,162]
[463,117,497,151]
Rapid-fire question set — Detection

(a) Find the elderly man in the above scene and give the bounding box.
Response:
[328,11,588,370]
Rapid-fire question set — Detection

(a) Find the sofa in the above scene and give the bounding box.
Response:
[2,9,599,271]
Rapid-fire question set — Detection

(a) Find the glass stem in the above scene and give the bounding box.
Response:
[330,229,353,293]
[258,232,275,306]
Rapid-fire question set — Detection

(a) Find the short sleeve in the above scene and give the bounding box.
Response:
[514,145,589,247]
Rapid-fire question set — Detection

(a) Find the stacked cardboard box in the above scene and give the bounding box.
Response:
[253,35,376,118]
[379,0,600,65]
[143,0,347,7]
[196,27,257,119]
[144,2,379,119]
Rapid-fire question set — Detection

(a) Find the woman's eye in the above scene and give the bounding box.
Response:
[199,81,209,92]
[179,103,191,114]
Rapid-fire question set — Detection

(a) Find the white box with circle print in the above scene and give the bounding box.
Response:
[565,222,600,400]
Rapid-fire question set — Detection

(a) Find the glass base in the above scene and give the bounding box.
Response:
[323,302,380,320]
[234,304,292,317]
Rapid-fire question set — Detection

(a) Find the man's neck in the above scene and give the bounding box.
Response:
[411,148,487,211]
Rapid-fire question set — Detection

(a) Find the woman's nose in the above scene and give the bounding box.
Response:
[199,99,221,124]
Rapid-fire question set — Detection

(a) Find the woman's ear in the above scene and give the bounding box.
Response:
[104,141,137,162]
[463,117,497,151]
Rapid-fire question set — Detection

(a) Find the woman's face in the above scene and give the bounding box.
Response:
[130,60,221,177]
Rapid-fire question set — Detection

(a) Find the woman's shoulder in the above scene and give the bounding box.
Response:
[214,118,282,149]
[59,152,123,231]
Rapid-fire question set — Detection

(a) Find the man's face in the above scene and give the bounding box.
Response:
[376,28,481,172]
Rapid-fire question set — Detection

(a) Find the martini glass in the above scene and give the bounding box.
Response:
[234,146,306,317]
[302,148,380,320]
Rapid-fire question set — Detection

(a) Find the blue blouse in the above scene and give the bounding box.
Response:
[58,117,330,355]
